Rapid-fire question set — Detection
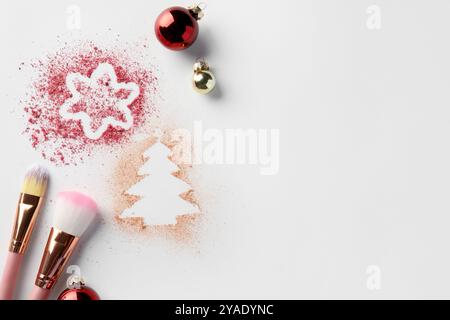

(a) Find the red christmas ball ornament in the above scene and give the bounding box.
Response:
[58,286,100,300]
[154,4,204,50]
[57,276,100,300]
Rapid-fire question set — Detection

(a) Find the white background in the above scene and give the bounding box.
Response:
[1,0,450,299]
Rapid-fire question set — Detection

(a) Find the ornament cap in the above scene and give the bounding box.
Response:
[188,3,205,20]
[67,274,86,289]
[193,59,210,72]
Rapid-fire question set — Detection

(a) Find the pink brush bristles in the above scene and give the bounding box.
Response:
[52,191,98,237]
[58,191,98,212]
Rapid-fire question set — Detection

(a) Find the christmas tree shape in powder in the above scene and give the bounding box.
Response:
[121,139,198,225]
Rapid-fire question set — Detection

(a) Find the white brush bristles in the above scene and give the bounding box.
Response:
[52,192,98,237]
[21,164,50,197]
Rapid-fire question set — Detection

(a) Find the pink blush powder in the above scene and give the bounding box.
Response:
[22,42,158,165]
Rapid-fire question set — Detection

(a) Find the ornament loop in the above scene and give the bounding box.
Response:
[197,2,207,11]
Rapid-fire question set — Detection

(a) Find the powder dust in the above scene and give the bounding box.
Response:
[112,129,202,243]
[22,40,158,165]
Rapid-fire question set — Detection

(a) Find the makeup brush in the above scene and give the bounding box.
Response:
[29,191,97,300]
[0,164,49,300]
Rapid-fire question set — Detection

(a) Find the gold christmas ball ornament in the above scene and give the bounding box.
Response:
[192,60,216,94]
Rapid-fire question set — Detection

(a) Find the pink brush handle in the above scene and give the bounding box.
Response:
[0,252,24,300]
[29,285,50,300]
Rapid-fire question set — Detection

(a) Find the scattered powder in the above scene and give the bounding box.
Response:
[22,41,158,165]
[112,129,202,243]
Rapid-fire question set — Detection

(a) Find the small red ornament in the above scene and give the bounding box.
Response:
[58,286,100,300]
[57,276,100,300]
[154,5,204,50]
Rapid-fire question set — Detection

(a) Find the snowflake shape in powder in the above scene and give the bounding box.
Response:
[59,63,140,140]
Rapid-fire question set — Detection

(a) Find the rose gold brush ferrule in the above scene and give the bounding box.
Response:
[35,227,79,290]
[9,193,43,254]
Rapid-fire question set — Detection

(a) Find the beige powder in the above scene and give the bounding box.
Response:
[112,129,202,243]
